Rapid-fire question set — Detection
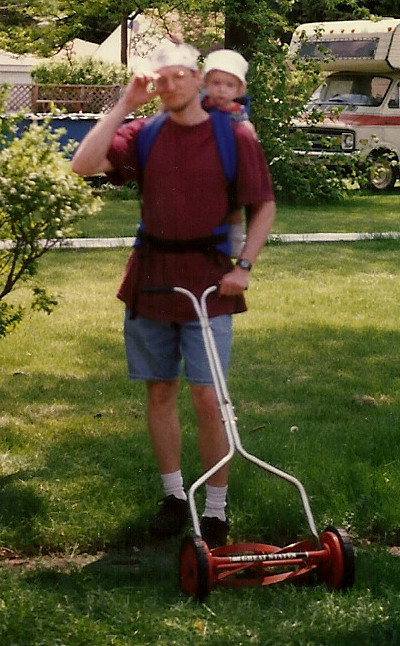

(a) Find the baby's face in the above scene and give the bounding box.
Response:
[204,70,244,108]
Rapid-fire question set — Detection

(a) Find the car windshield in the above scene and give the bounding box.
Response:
[307,73,392,107]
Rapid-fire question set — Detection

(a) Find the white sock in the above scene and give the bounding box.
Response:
[203,484,228,522]
[161,470,187,501]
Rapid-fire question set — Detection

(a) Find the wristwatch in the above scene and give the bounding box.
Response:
[236,258,252,271]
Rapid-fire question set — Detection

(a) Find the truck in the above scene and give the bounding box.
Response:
[288,17,400,190]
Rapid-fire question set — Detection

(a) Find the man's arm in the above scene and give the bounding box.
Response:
[71,75,158,177]
[219,199,276,296]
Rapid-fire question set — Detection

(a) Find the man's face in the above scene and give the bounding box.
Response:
[155,65,201,112]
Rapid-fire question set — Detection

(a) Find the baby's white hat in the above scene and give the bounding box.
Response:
[203,49,249,85]
[148,40,200,72]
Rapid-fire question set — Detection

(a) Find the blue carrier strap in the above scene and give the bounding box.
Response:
[208,109,237,183]
[136,112,169,173]
[235,93,251,116]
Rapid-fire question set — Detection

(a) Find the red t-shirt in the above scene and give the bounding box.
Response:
[107,115,274,322]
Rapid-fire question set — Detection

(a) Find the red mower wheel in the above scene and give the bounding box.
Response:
[319,526,355,590]
[179,535,212,602]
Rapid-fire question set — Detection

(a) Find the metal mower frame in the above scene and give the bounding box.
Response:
[151,286,355,602]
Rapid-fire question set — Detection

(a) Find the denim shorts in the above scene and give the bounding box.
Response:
[124,312,233,385]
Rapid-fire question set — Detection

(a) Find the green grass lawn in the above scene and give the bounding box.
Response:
[1,239,400,644]
[77,188,400,239]
[276,190,400,234]
[77,193,141,238]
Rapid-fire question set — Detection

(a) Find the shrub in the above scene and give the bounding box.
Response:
[30,57,160,116]
[0,116,102,337]
[31,57,131,86]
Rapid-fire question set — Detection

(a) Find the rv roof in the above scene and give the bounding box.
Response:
[290,18,400,72]
[293,18,400,37]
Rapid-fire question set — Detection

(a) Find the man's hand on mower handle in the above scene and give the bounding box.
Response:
[219,266,250,297]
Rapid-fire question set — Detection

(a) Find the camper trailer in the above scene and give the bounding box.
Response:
[289,18,400,190]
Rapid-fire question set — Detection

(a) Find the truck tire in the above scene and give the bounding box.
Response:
[367,153,398,191]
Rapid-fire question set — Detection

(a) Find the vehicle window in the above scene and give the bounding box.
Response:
[319,74,391,106]
[299,38,378,61]
[388,82,400,109]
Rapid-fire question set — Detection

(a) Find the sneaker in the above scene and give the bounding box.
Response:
[149,495,189,538]
[200,516,230,549]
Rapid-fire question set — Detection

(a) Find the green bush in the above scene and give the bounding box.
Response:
[31,57,131,86]
[0,116,102,337]
[30,57,160,116]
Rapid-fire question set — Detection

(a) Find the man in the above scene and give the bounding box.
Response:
[72,41,275,549]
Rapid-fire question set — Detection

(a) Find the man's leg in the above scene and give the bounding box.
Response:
[147,379,189,536]
[190,384,229,488]
[183,315,233,547]
[190,384,230,547]
[124,314,189,536]
[147,379,181,475]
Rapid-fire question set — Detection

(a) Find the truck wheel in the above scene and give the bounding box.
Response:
[368,154,398,191]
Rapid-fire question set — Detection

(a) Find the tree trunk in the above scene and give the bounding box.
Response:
[224,1,256,59]
[225,17,252,57]
[120,14,128,65]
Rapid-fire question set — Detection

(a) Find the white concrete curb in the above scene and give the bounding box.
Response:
[268,231,400,243]
[1,232,400,251]
[0,237,135,250]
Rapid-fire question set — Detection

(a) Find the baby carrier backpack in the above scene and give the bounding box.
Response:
[134,110,238,257]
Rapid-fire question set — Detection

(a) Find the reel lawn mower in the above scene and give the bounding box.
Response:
[149,285,355,602]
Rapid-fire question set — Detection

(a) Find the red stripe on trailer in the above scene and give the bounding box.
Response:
[339,113,400,126]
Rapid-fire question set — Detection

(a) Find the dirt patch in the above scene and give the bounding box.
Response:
[0,546,146,573]
[2,538,398,574]
[0,550,105,571]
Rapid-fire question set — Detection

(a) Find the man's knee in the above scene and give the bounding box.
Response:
[147,379,179,407]
[190,384,219,416]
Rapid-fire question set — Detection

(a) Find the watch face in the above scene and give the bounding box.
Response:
[237,259,252,270]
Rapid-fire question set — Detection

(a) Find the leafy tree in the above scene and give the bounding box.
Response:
[286,0,400,36]
[223,0,292,56]
[2,0,400,59]
[0,114,101,337]
[288,0,371,32]
[0,0,172,60]
[363,0,400,16]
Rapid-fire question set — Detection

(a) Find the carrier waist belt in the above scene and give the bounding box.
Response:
[136,230,228,253]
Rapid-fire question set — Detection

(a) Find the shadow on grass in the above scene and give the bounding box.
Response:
[0,471,47,550]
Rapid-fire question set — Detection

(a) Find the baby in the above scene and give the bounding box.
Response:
[202,49,256,258]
